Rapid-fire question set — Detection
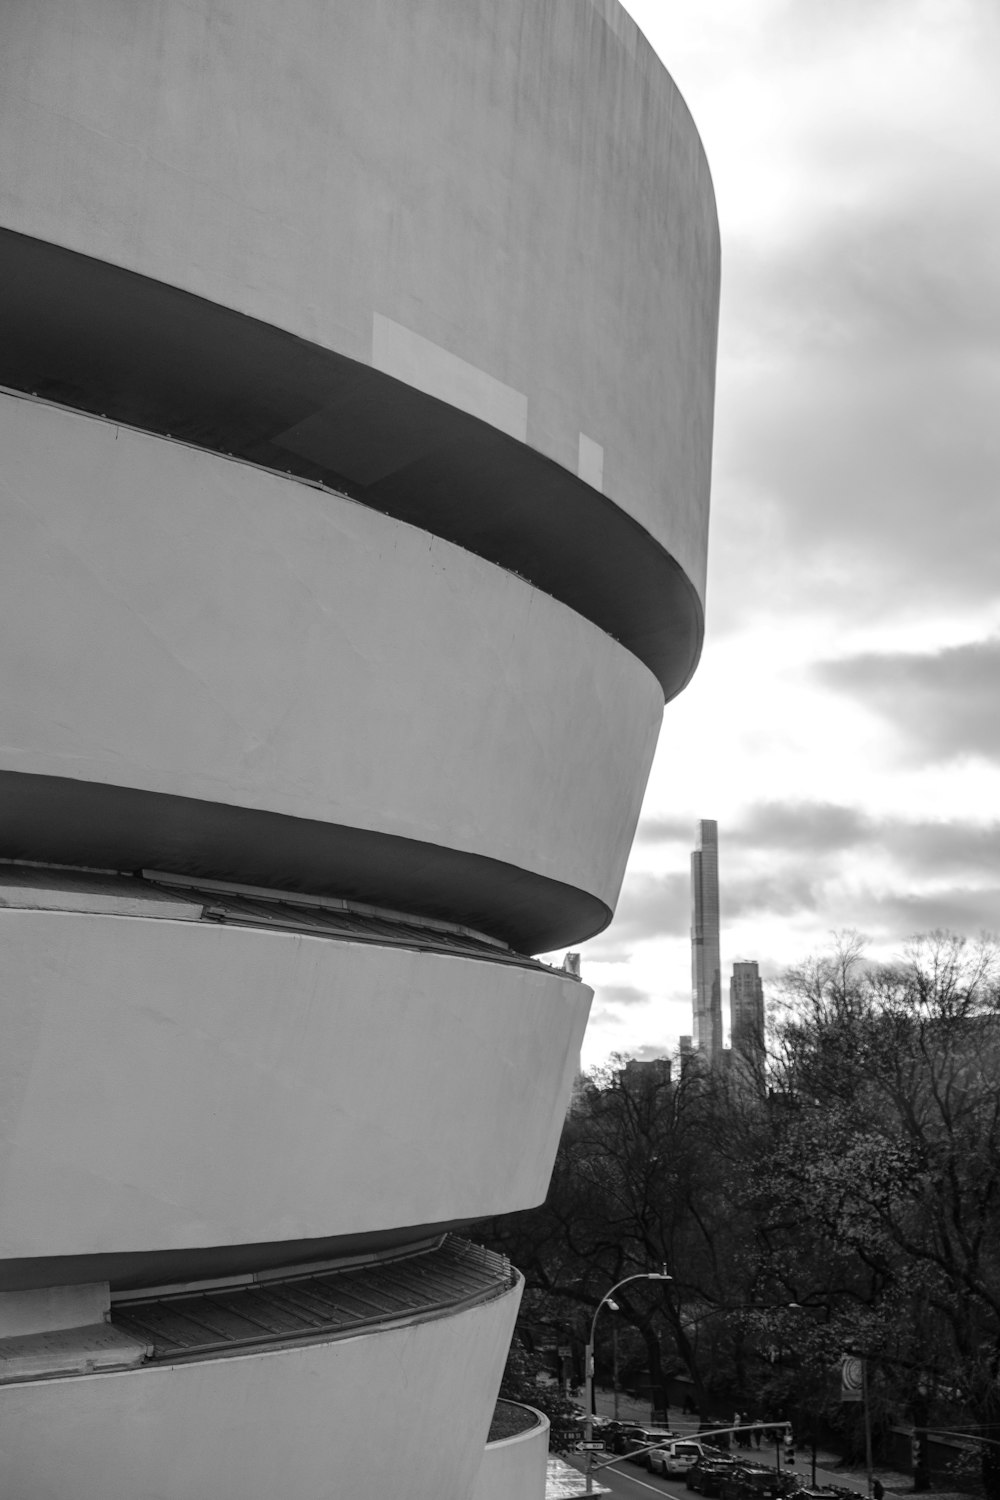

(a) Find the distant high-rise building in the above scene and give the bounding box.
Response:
[690,819,723,1061]
[731,960,765,1054]
[677,1034,697,1078]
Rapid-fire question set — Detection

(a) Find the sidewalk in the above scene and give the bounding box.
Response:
[546,1455,610,1498]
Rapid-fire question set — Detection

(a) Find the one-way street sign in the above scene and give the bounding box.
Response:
[575,1441,606,1451]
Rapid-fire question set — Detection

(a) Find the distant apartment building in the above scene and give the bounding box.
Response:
[731,960,766,1054]
[691,819,723,1061]
[622,1056,672,1091]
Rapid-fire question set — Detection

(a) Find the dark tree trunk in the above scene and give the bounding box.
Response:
[659,1301,710,1416]
[982,1438,1000,1500]
[642,1324,669,1420]
[911,1390,931,1492]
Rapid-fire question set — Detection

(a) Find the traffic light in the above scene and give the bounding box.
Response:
[784,1427,795,1466]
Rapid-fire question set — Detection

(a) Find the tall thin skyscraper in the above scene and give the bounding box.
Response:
[731,960,765,1054]
[690,819,722,1061]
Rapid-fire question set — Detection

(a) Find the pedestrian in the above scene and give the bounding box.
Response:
[873,1481,885,1500]
[753,1421,764,1449]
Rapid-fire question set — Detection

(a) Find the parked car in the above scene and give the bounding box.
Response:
[618,1427,675,1464]
[783,1488,856,1500]
[688,1457,740,1495]
[719,1462,787,1500]
[649,1440,706,1477]
[612,1426,648,1456]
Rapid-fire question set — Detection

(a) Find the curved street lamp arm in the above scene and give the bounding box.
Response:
[588,1271,672,1348]
[584,1269,671,1494]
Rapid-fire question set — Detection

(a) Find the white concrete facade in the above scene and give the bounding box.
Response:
[0,392,661,945]
[0,907,589,1262]
[0,0,718,605]
[0,1,717,1494]
[0,1279,520,1500]
[472,1407,551,1500]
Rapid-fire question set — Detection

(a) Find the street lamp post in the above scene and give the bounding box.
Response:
[584,1268,672,1494]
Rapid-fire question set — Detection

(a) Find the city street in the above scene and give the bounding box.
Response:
[564,1455,691,1499]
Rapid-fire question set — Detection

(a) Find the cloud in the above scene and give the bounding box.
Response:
[596,984,650,1010]
[815,637,1000,762]
[634,815,697,846]
[588,1006,625,1029]
[722,804,1000,949]
[885,821,1000,879]
[723,871,820,921]
[728,802,870,854]
[727,800,1000,886]
[604,804,1000,966]
[587,872,689,954]
[699,4,1000,636]
[710,196,1000,631]
[629,1042,674,1064]
[865,887,1000,941]
[581,0,1000,1064]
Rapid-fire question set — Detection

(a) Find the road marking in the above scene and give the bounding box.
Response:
[600,1463,673,1493]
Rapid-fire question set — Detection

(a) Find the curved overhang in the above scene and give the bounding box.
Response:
[0,774,610,954]
[0,393,662,950]
[0,230,702,698]
[0,1220,488,1297]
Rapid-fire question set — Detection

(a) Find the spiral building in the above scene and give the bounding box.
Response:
[0,1,718,1494]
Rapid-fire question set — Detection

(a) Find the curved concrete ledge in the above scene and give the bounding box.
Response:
[0,1266,521,1500]
[0,393,662,946]
[0,908,591,1267]
[0,236,703,698]
[0,773,611,953]
[109,1237,514,1363]
[474,1405,550,1500]
[0,0,718,691]
[0,1220,491,1298]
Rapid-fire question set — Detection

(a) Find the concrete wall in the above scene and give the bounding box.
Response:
[0,0,718,604]
[471,1406,551,1500]
[0,1,717,1491]
[0,392,661,949]
[0,907,590,1266]
[0,1284,108,1339]
[0,1275,520,1500]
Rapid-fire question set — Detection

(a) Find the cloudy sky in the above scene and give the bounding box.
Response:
[556,0,1000,1069]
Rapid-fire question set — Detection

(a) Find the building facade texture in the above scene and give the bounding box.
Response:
[0,2,718,1494]
[691,819,723,1062]
[731,960,766,1054]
